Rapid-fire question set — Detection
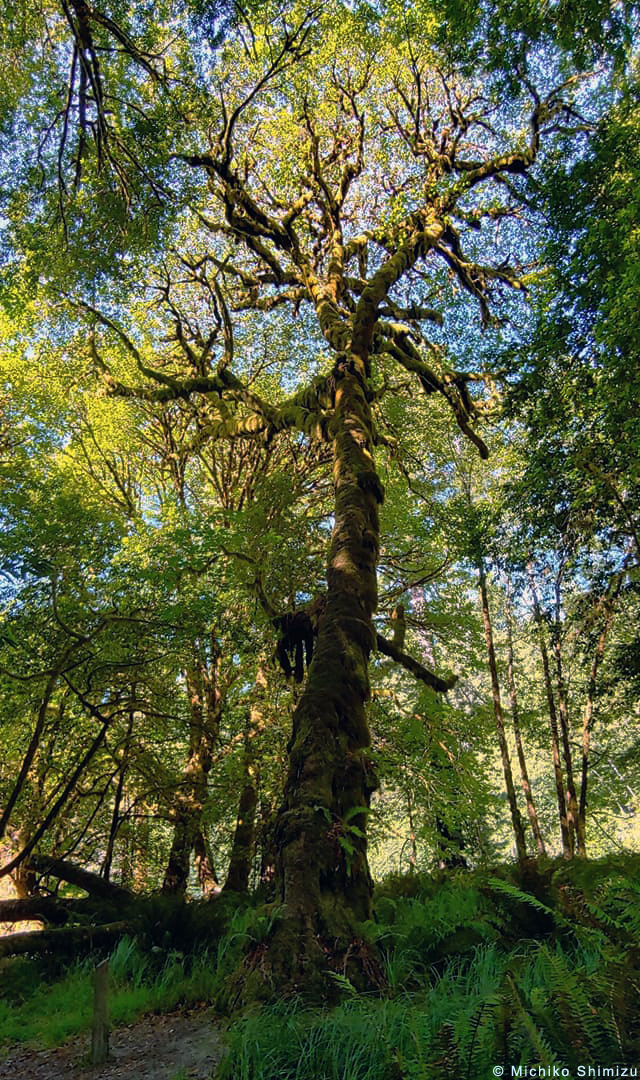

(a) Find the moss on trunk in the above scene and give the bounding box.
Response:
[242,355,383,1000]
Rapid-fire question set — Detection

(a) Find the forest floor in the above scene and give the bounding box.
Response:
[0,1007,224,1080]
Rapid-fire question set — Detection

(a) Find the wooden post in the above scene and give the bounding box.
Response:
[91,959,109,1065]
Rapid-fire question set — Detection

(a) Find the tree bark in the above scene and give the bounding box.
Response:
[162,644,222,895]
[0,895,86,924]
[193,830,219,895]
[102,708,134,882]
[265,354,382,997]
[375,633,456,692]
[578,581,620,856]
[551,571,579,853]
[29,854,133,900]
[0,921,130,960]
[478,559,527,863]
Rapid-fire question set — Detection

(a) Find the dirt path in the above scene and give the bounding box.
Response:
[0,1008,224,1080]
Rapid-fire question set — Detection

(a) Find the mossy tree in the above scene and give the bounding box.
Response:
[2,0,636,995]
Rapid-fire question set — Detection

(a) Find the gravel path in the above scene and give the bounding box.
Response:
[0,1008,224,1080]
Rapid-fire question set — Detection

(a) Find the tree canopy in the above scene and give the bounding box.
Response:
[1,0,639,1002]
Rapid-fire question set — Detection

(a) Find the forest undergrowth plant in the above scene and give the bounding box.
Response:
[3,861,639,1070]
[0,937,221,1048]
[217,863,640,1078]
[368,874,504,990]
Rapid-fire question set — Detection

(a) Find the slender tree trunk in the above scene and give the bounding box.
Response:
[478,559,527,863]
[427,628,468,866]
[405,783,418,871]
[11,831,36,899]
[103,708,134,882]
[551,573,579,852]
[505,605,546,857]
[193,831,219,895]
[267,354,381,996]
[578,582,620,856]
[223,662,268,893]
[528,566,572,857]
[162,645,222,895]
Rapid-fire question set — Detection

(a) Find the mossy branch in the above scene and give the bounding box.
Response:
[375,633,457,693]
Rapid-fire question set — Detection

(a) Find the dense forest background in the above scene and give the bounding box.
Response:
[1,0,640,1074]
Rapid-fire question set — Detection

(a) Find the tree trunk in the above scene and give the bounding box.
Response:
[505,604,546,857]
[264,355,382,998]
[0,895,85,924]
[405,782,418,871]
[478,560,527,863]
[223,662,268,893]
[578,582,620,856]
[193,830,219,895]
[103,708,134,882]
[551,572,579,853]
[528,566,572,857]
[29,854,133,900]
[0,921,130,960]
[162,645,222,895]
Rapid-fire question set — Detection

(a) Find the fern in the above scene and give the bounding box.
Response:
[487,877,570,928]
[508,973,563,1070]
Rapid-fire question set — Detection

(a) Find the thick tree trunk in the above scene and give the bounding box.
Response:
[505,605,546,857]
[528,567,572,857]
[262,356,381,997]
[478,560,527,863]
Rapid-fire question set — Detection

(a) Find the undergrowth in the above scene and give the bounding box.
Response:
[0,940,220,1048]
[218,855,640,1079]
[2,855,640,1078]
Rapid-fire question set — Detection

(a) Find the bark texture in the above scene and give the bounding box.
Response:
[528,567,572,857]
[261,356,382,997]
[505,607,546,857]
[223,662,268,893]
[0,921,130,960]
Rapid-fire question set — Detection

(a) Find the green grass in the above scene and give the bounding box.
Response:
[217,857,640,1079]
[0,940,220,1049]
[217,938,634,1080]
[3,856,640,1076]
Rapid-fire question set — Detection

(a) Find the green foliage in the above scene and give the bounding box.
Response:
[2,859,640,1071]
[0,934,221,1048]
[368,876,500,989]
[0,0,639,1013]
[218,859,640,1078]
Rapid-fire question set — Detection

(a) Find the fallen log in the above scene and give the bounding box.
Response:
[0,920,131,959]
[29,855,133,901]
[0,895,86,925]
